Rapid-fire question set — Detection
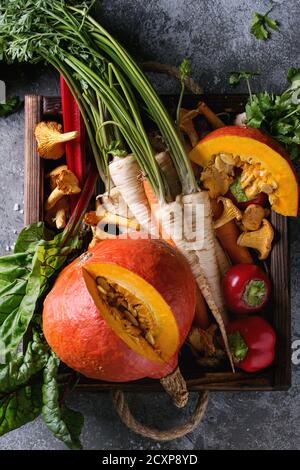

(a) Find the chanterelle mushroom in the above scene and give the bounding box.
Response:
[237,219,274,260]
[45,197,69,230]
[240,204,265,231]
[35,121,79,160]
[213,197,242,229]
[201,165,234,198]
[179,108,200,147]
[45,169,81,210]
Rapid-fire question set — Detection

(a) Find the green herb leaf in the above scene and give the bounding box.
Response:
[179,58,191,82]
[251,14,269,40]
[42,353,84,450]
[229,71,260,88]
[0,381,42,436]
[229,176,249,203]
[287,67,300,85]
[0,96,22,118]
[245,68,300,159]
[105,140,127,158]
[250,4,279,41]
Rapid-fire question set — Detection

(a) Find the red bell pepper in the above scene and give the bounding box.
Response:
[226,316,276,372]
[60,76,86,212]
[222,263,271,315]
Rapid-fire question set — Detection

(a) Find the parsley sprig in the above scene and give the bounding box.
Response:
[229,72,260,100]
[0,96,22,117]
[250,3,279,40]
[246,68,300,159]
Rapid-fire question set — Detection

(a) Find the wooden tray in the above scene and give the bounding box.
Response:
[24,94,291,392]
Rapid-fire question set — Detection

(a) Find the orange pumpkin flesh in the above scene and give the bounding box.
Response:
[189,126,299,216]
[43,238,196,382]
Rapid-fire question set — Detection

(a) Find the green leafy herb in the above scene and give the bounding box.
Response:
[105,140,127,158]
[250,3,279,41]
[246,69,300,159]
[176,58,191,128]
[229,176,249,203]
[42,353,84,450]
[229,71,260,100]
[0,223,80,357]
[0,96,22,117]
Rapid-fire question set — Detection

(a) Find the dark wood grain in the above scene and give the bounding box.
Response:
[24,94,291,391]
[24,96,43,225]
[270,212,291,389]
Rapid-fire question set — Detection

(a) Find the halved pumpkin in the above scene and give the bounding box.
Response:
[43,237,196,382]
[189,126,299,216]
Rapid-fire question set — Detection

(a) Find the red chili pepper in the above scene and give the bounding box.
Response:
[222,263,271,315]
[60,76,86,212]
[226,316,276,372]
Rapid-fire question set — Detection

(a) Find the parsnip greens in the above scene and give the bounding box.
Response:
[0,0,196,199]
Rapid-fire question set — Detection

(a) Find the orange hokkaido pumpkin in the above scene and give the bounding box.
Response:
[43,237,196,382]
[189,126,299,216]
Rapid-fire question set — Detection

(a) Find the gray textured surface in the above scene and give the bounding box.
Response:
[0,0,299,450]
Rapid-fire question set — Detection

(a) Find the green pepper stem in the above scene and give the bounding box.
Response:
[228,331,248,362]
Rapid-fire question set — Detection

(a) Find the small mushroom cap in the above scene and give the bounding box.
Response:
[45,169,81,211]
[46,165,68,189]
[55,169,81,195]
[201,165,234,199]
[213,197,242,229]
[241,204,265,231]
[237,218,274,260]
[34,121,79,160]
[45,197,69,229]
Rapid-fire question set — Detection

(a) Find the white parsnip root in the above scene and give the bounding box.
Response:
[97,186,135,219]
[214,237,231,277]
[109,155,157,236]
[155,151,182,199]
[155,194,234,370]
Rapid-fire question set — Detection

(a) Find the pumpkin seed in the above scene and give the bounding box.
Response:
[97,284,107,295]
[96,276,110,291]
[145,332,155,346]
[122,320,141,337]
[128,305,138,317]
[124,310,139,326]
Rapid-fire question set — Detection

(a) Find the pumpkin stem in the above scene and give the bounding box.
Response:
[160,366,188,408]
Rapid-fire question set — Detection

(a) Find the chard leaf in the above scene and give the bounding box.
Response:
[42,353,84,450]
[0,331,49,392]
[14,222,54,254]
[0,382,42,436]
[0,223,80,356]
[0,280,27,324]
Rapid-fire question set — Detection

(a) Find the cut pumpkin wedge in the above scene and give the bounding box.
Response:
[190,126,299,217]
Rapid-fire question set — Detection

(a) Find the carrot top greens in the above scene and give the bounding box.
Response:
[0,0,197,199]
